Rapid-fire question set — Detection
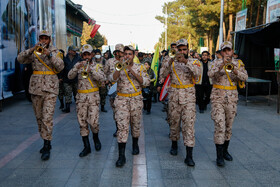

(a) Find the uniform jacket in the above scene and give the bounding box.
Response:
[68,59,106,103]
[208,58,248,103]
[109,62,150,99]
[17,45,64,95]
[160,57,201,104]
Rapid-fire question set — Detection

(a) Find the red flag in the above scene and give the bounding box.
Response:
[90,24,101,38]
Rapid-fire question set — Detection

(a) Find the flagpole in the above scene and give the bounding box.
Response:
[219,0,224,49]
[165,6,167,50]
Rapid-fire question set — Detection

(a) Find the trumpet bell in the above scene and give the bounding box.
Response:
[81,71,89,79]
[225,63,234,73]
[168,49,177,58]
[35,46,44,55]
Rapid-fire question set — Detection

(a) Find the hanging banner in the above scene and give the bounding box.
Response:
[266,0,280,23]
[235,9,247,32]
[266,0,280,70]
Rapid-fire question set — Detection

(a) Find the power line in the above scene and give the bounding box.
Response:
[84,7,159,17]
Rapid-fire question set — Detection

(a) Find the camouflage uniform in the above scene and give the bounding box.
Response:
[208,58,248,144]
[160,57,201,147]
[17,45,64,140]
[63,82,78,103]
[68,60,106,136]
[109,63,150,143]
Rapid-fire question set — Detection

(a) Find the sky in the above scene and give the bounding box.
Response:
[72,0,170,52]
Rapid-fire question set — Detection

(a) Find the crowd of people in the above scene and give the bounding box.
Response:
[17,30,248,168]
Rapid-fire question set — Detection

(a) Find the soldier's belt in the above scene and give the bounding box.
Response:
[78,87,99,93]
[171,84,194,89]
[213,84,237,90]
[117,91,142,97]
[33,71,55,75]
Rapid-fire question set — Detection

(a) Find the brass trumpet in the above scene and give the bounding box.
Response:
[225,63,234,73]
[81,60,90,79]
[115,59,129,71]
[168,49,177,58]
[35,43,46,55]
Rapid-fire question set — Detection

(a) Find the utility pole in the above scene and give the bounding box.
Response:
[165,6,167,50]
[219,0,224,49]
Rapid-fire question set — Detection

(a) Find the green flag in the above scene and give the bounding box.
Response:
[151,44,160,86]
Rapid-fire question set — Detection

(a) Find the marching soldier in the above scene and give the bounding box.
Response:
[109,45,150,167]
[160,39,201,166]
[17,30,64,160]
[208,41,248,166]
[94,49,108,112]
[104,44,125,137]
[68,44,106,157]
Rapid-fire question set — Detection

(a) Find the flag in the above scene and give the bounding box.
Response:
[133,56,140,64]
[151,44,160,86]
[90,24,101,38]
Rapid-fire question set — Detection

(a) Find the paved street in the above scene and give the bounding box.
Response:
[0,93,280,187]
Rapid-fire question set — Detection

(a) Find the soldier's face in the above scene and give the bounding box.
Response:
[39,35,50,46]
[177,45,188,55]
[171,45,177,50]
[124,50,134,63]
[221,48,233,59]
[82,52,93,61]
[144,62,150,69]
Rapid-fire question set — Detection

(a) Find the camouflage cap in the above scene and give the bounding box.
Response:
[220,41,232,50]
[39,30,51,37]
[115,44,124,52]
[176,38,188,47]
[124,45,135,51]
[81,44,93,54]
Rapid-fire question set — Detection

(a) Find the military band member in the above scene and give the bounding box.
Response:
[17,30,64,160]
[208,41,248,166]
[160,39,201,166]
[104,44,125,137]
[110,45,150,167]
[68,44,106,157]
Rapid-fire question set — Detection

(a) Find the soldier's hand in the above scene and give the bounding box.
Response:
[44,48,51,57]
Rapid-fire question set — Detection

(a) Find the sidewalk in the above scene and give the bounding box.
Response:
[0,93,279,186]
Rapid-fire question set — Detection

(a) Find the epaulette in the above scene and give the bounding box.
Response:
[192,59,201,67]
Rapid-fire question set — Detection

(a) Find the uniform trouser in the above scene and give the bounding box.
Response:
[195,84,212,110]
[115,97,143,143]
[58,82,64,100]
[76,102,99,136]
[211,101,237,144]
[63,82,77,104]
[31,93,57,140]
[168,100,196,147]
[99,86,108,106]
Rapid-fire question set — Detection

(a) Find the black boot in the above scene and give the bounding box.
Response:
[92,133,101,151]
[132,137,139,155]
[113,122,118,137]
[101,105,107,112]
[79,136,91,157]
[216,144,225,166]
[62,103,70,113]
[116,143,126,167]
[41,140,51,161]
[59,99,64,109]
[223,140,233,161]
[40,142,52,153]
[170,141,178,155]
[184,146,195,166]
